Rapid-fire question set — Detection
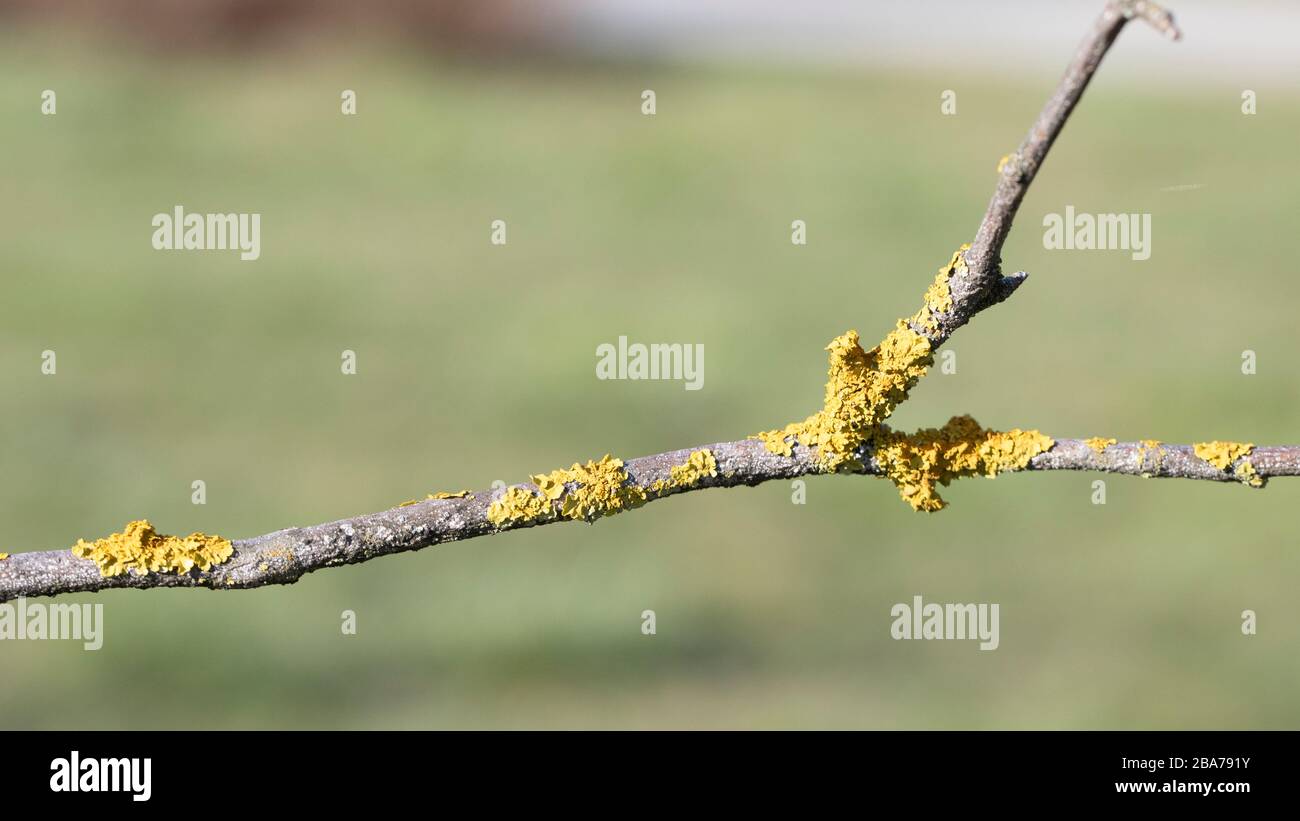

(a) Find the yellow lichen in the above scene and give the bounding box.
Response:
[488,454,648,527]
[651,449,719,494]
[753,324,934,472]
[70,519,233,578]
[1193,440,1254,470]
[997,154,1011,173]
[910,244,969,334]
[399,490,473,507]
[487,486,551,526]
[754,428,794,457]
[669,449,718,487]
[0,552,8,561]
[1083,437,1117,454]
[874,415,1054,512]
[751,247,984,472]
[1194,440,1263,487]
[1136,439,1164,475]
[1235,460,1264,487]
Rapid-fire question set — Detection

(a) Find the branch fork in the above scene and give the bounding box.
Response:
[7,1,1291,605]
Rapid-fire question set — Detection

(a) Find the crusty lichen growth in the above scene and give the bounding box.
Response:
[0,552,8,561]
[70,519,233,578]
[488,486,551,526]
[398,490,473,507]
[910,244,969,334]
[1083,437,1117,454]
[488,454,648,527]
[1194,440,1263,487]
[752,248,984,472]
[873,415,1054,512]
[753,325,933,472]
[655,449,718,494]
[1193,441,1253,470]
[1136,439,1164,475]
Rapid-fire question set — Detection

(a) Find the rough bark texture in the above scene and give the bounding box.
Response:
[3,436,1297,602]
[5,1,1282,606]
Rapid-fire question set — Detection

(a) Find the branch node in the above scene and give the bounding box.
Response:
[1118,0,1182,41]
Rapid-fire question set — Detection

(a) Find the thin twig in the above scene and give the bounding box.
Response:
[961,0,1179,289]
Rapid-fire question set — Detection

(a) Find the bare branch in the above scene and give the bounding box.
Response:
[960,0,1179,291]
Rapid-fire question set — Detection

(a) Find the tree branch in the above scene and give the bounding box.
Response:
[3,435,1297,602]
[961,0,1180,286]
[7,0,1275,607]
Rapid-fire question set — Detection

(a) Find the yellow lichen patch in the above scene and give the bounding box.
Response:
[874,415,1055,512]
[754,428,794,457]
[1194,441,1263,487]
[910,244,970,333]
[753,325,934,472]
[400,490,473,507]
[0,552,8,561]
[653,449,719,494]
[1083,437,1117,454]
[670,449,718,486]
[1235,460,1264,487]
[1136,439,1164,474]
[486,486,552,527]
[1193,440,1255,471]
[547,455,648,521]
[70,520,233,578]
[997,154,1012,173]
[489,454,648,527]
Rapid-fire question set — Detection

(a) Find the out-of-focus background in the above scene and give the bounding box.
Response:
[1,0,1298,729]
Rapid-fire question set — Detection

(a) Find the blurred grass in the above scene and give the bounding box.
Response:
[1,29,1299,728]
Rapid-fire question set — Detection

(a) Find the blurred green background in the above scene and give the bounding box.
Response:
[2,12,1298,728]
